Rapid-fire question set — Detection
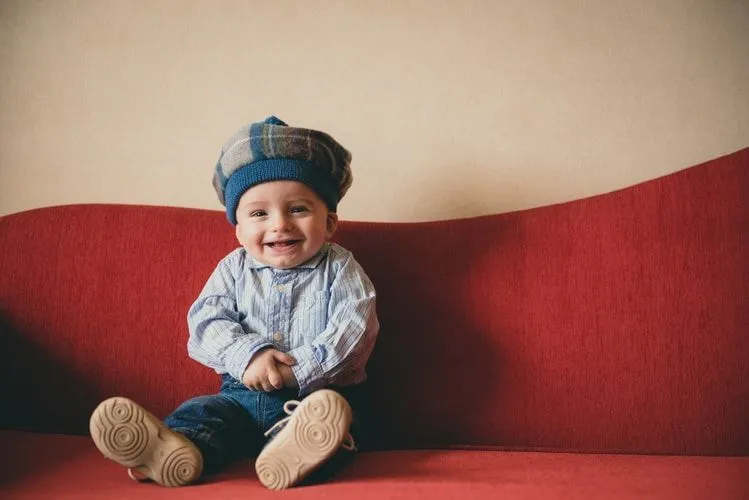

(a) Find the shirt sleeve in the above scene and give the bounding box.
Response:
[288,250,379,396]
[187,251,273,381]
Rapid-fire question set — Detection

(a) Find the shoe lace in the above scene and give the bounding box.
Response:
[263,399,357,452]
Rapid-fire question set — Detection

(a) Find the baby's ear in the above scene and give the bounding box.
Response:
[326,212,339,239]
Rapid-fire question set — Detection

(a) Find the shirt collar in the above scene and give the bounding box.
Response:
[246,243,328,271]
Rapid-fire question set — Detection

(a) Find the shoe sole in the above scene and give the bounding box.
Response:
[89,397,203,487]
[255,389,352,490]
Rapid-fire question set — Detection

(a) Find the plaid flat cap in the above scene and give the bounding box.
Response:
[213,116,352,224]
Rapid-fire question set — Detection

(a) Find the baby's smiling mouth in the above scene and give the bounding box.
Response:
[265,239,301,248]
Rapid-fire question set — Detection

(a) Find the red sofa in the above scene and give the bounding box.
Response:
[1,148,748,499]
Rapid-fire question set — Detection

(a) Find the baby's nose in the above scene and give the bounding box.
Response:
[271,214,293,231]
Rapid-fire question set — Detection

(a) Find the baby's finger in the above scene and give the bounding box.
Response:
[267,365,283,390]
[260,375,274,392]
[273,351,296,366]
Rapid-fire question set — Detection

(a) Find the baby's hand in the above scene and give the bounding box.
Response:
[276,363,298,388]
[242,349,296,391]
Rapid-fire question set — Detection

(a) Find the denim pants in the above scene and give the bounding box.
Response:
[164,374,365,475]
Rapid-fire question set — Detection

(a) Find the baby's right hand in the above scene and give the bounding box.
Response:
[242,349,296,391]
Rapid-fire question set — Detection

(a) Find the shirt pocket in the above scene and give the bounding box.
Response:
[299,290,328,310]
[294,290,329,335]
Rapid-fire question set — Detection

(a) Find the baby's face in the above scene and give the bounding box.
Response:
[234,181,337,269]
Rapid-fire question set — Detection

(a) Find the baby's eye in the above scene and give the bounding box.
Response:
[250,210,267,217]
[290,205,309,214]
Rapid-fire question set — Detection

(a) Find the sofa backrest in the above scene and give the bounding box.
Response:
[1,148,748,456]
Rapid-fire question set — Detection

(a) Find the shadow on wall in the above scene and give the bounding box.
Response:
[386,161,535,222]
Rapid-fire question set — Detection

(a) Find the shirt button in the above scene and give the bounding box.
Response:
[275,285,288,293]
[273,332,283,341]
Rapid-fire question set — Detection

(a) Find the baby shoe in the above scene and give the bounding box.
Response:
[89,397,203,487]
[255,389,355,489]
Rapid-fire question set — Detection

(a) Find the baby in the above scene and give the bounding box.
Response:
[89,116,379,489]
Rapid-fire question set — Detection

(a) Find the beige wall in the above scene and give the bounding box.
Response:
[1,0,747,222]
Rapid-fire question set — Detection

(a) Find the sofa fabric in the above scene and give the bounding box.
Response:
[2,430,747,500]
[1,147,748,498]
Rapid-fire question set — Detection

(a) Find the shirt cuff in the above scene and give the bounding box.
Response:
[289,345,326,396]
[224,336,273,382]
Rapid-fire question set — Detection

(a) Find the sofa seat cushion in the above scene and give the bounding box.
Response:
[2,430,747,499]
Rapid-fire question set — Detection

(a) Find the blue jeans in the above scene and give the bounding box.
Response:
[164,374,365,475]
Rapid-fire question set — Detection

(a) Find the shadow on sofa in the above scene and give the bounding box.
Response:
[0,314,104,435]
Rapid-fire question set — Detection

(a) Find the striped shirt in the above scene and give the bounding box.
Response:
[187,243,379,396]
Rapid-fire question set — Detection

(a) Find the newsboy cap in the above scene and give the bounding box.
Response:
[212,116,352,225]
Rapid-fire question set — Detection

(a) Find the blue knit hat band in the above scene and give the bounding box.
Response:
[225,158,339,225]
